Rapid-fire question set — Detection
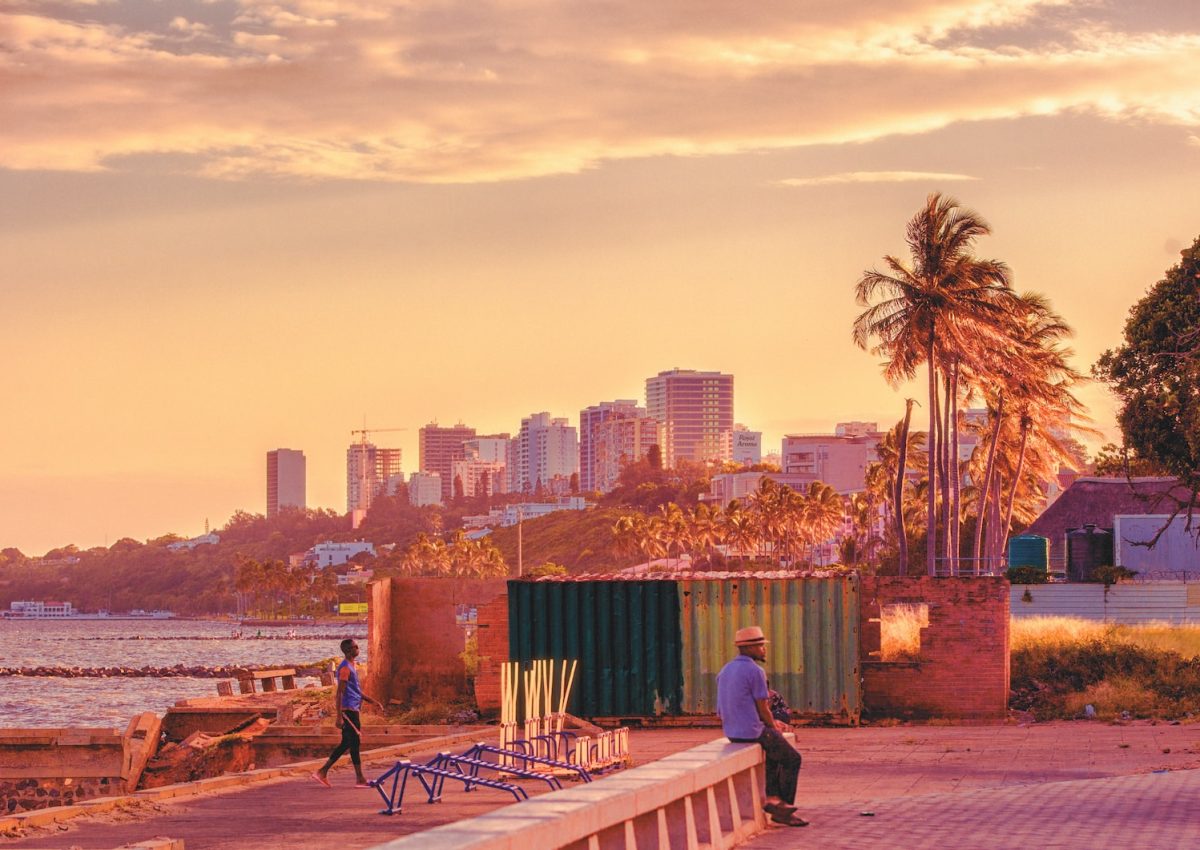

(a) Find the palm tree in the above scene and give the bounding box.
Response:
[801,482,844,566]
[721,501,758,562]
[854,193,1016,575]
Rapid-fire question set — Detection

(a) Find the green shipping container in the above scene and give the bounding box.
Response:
[678,577,861,724]
[507,580,684,717]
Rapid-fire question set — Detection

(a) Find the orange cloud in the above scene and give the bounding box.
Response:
[1,0,1198,181]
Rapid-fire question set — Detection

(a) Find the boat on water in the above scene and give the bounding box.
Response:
[1,601,175,620]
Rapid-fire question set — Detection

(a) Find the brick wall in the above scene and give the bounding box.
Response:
[860,576,1010,720]
[366,577,507,707]
[473,592,509,713]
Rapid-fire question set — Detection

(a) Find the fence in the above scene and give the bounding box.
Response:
[1010,581,1200,624]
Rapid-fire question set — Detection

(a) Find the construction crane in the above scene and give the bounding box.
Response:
[349,425,408,525]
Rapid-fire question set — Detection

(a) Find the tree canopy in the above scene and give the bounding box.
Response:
[1095,236,1200,519]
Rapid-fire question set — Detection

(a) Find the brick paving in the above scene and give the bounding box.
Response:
[4,722,1199,849]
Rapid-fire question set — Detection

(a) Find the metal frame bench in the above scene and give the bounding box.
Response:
[460,743,592,783]
[426,752,563,792]
[369,760,527,816]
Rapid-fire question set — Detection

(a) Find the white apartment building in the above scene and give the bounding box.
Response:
[514,412,579,494]
[408,471,443,507]
[451,457,508,498]
[781,428,883,493]
[592,414,660,493]
[579,400,645,492]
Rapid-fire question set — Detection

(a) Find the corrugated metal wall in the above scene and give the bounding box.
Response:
[1012,581,1200,624]
[507,580,684,717]
[678,578,861,723]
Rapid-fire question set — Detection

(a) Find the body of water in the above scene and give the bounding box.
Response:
[0,619,367,728]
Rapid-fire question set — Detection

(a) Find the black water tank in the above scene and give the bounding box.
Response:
[1066,525,1114,582]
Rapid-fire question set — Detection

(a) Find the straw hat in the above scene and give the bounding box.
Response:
[734,626,768,646]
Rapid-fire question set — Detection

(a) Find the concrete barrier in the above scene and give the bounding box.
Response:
[365,737,766,850]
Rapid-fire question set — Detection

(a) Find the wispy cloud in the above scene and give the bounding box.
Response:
[779,171,979,187]
[2,0,1199,182]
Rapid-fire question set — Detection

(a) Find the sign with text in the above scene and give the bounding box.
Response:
[339,602,368,615]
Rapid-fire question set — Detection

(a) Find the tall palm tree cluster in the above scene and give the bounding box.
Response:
[611,478,845,569]
[853,193,1086,576]
[394,531,508,578]
[234,558,340,619]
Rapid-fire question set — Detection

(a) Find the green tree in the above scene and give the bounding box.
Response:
[1095,237,1200,530]
[1090,443,1167,477]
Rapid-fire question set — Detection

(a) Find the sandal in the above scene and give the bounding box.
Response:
[763,802,796,817]
[770,811,809,827]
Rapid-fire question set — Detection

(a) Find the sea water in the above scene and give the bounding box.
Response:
[0,619,366,728]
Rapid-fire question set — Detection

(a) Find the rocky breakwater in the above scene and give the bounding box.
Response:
[0,664,327,678]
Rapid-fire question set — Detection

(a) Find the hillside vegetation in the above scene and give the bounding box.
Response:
[488,507,638,575]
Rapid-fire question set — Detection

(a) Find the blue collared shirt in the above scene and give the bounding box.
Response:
[716,654,768,740]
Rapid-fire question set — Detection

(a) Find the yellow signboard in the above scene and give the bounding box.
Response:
[339,602,368,615]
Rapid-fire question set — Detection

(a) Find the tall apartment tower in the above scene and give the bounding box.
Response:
[514,412,579,494]
[346,442,403,515]
[418,422,477,503]
[579,400,645,492]
[593,414,660,493]
[645,368,734,467]
[266,449,306,518]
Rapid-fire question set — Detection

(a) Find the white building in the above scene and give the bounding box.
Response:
[514,412,579,494]
[167,533,220,551]
[726,425,762,466]
[305,541,376,568]
[462,496,589,529]
[464,437,510,464]
[451,458,508,498]
[579,400,646,492]
[408,472,443,507]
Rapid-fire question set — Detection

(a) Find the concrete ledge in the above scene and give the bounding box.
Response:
[365,738,766,850]
[0,728,487,835]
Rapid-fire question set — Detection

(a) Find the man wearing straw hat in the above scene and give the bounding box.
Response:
[717,625,807,827]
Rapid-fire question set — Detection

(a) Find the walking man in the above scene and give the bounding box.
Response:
[311,638,381,788]
[716,625,807,827]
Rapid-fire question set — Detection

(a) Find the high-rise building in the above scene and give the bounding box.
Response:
[645,369,734,467]
[419,422,477,502]
[266,448,306,518]
[592,414,660,493]
[514,412,579,494]
[346,442,403,515]
[579,400,645,492]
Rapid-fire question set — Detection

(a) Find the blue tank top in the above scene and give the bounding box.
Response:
[338,659,363,711]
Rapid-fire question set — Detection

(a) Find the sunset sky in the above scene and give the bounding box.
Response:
[3,0,1199,555]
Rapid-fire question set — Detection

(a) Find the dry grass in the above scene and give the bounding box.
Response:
[1012,616,1200,659]
[1010,615,1200,720]
[880,603,929,661]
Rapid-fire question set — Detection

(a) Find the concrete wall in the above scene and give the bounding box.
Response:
[861,576,1010,720]
[366,577,507,707]
[1010,580,1200,624]
[0,712,160,812]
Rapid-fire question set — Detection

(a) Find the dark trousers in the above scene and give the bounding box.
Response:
[323,709,362,771]
[732,726,802,805]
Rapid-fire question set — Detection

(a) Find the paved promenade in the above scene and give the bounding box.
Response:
[4,722,1198,849]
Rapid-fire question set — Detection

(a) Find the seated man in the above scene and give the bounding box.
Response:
[716,625,806,827]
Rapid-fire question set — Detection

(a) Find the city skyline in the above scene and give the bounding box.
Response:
[5,1,1199,554]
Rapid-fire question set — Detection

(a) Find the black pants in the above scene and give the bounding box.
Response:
[731,727,802,805]
[323,709,362,771]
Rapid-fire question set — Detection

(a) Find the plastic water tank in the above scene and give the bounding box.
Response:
[1066,525,1114,582]
[1008,534,1049,571]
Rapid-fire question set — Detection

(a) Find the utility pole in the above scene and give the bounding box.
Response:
[517,506,524,577]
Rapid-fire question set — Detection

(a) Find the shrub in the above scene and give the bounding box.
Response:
[1006,566,1048,584]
